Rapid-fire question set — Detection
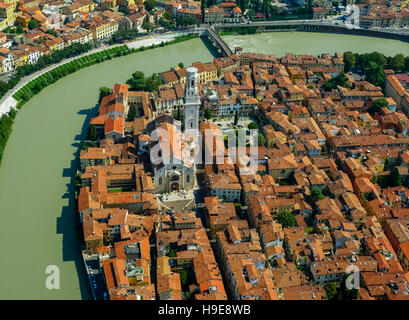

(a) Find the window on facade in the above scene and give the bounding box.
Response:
[187,175,190,183]
[159,177,162,185]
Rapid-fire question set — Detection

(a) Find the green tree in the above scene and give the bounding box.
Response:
[81,141,97,150]
[368,98,387,115]
[204,107,212,120]
[167,248,176,257]
[98,86,111,103]
[249,8,255,20]
[391,54,405,71]
[364,61,384,86]
[269,5,281,16]
[277,210,297,228]
[144,0,157,11]
[384,158,392,171]
[389,167,403,187]
[262,0,272,17]
[159,17,176,29]
[110,29,139,44]
[177,16,198,26]
[0,81,9,96]
[178,269,188,286]
[143,21,155,32]
[310,187,325,203]
[28,19,39,30]
[8,108,17,120]
[360,52,387,69]
[16,25,24,34]
[238,0,249,11]
[343,51,356,73]
[338,274,359,300]
[320,144,329,155]
[404,56,409,72]
[163,12,173,20]
[248,122,259,130]
[126,71,146,90]
[378,167,403,188]
[323,73,349,92]
[145,77,157,92]
[324,282,338,300]
[258,133,265,147]
[86,124,98,141]
[127,105,138,121]
[46,29,58,37]
[234,203,243,218]
[0,114,12,140]
[323,80,336,91]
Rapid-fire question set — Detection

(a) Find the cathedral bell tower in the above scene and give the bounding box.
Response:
[183,67,200,131]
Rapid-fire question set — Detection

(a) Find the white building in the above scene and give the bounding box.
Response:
[184,67,200,131]
[151,68,200,193]
[151,122,196,192]
[27,48,40,64]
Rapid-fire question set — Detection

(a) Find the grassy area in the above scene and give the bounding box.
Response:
[108,187,134,193]
[305,227,314,234]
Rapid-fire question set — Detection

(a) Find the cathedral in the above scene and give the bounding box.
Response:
[151,67,200,193]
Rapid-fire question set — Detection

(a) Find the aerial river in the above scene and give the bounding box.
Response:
[222,31,409,56]
[1,31,408,299]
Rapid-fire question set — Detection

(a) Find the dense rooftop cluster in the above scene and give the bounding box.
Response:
[75,47,409,300]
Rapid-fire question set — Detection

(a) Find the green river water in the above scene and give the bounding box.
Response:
[222,32,409,56]
[0,32,408,299]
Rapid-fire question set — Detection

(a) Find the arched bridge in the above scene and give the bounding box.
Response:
[203,27,233,57]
